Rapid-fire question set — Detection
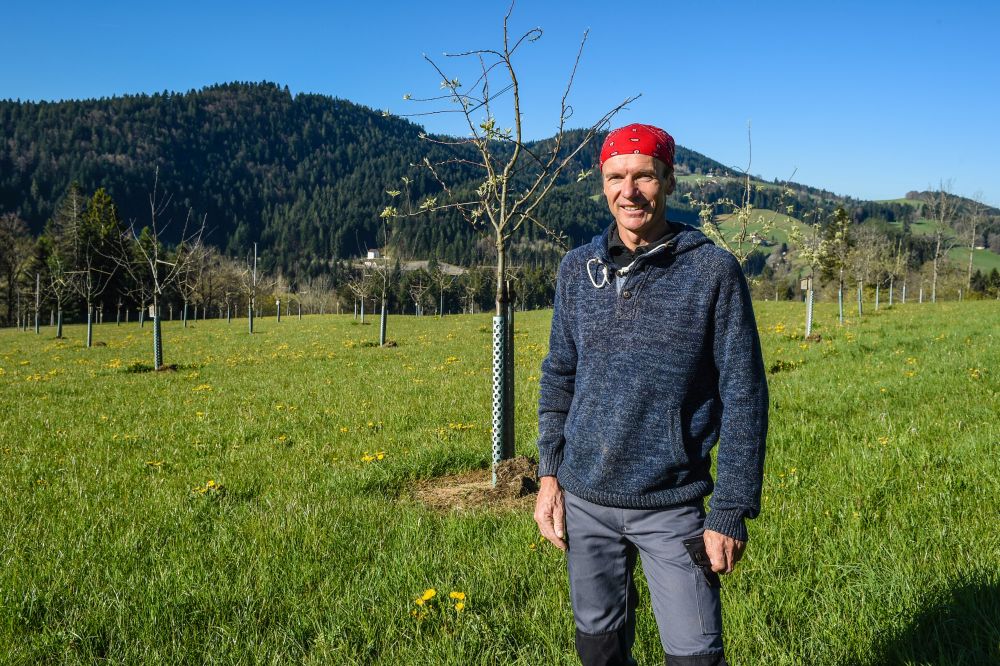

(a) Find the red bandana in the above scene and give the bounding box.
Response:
[600,123,675,170]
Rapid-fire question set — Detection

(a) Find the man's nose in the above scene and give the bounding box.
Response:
[621,176,638,198]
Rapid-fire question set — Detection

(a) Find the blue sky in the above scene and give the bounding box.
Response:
[3,0,998,205]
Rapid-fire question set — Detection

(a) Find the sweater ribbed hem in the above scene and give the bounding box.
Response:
[703,508,748,542]
[558,468,713,510]
[537,451,564,478]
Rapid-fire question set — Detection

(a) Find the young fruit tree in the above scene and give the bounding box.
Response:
[384,4,637,483]
[115,170,205,369]
[241,242,273,334]
[686,128,795,274]
[70,188,121,346]
[41,183,91,339]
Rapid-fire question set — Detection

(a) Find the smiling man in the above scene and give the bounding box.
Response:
[534,124,768,666]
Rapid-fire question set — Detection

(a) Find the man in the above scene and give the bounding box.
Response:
[534,123,768,666]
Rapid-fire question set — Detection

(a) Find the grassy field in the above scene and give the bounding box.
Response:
[1,302,998,664]
[875,198,924,208]
[946,246,1000,273]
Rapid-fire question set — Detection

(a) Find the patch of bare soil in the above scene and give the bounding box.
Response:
[412,456,539,513]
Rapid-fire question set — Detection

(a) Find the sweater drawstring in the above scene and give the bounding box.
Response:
[586,258,610,289]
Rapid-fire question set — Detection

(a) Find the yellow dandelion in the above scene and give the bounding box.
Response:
[421,588,437,601]
[449,591,466,600]
[454,602,465,612]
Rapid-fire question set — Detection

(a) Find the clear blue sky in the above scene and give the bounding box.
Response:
[3,0,998,205]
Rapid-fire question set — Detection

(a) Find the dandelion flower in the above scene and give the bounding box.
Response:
[421,588,437,601]
[449,591,466,600]
[454,602,465,612]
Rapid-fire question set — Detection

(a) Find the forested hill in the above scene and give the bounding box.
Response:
[0,82,735,275]
[0,81,942,278]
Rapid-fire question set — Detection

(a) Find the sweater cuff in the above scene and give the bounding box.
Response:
[704,508,749,542]
[537,450,563,478]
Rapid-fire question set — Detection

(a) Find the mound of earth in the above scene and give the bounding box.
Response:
[413,456,539,513]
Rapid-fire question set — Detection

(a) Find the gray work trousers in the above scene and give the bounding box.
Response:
[565,491,726,666]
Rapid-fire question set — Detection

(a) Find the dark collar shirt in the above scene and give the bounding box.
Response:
[606,222,680,270]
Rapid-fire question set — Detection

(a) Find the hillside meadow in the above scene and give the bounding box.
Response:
[1,301,998,665]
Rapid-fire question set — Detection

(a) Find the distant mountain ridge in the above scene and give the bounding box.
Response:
[1,81,995,277]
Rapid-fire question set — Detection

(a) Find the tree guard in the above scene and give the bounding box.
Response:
[379,301,387,346]
[492,282,516,486]
[153,306,163,369]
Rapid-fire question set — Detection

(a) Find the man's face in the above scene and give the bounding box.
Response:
[601,153,675,246]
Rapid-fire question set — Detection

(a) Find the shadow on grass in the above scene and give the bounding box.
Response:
[864,577,999,665]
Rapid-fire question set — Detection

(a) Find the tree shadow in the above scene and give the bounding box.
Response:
[864,578,999,665]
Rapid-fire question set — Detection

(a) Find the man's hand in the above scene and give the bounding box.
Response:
[534,476,566,551]
[703,529,745,574]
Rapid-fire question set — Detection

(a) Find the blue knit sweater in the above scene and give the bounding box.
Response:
[537,223,768,541]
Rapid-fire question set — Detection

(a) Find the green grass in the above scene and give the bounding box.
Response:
[2,303,998,664]
[946,246,1000,273]
[875,198,924,208]
[905,217,947,236]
